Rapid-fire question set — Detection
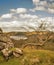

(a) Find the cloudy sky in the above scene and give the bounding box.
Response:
[0,0,54,32]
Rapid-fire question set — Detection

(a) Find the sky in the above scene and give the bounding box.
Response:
[0,0,54,32]
[0,0,34,15]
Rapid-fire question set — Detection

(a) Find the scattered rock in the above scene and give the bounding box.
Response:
[0,28,23,60]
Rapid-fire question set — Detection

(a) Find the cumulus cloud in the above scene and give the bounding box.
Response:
[19,14,38,19]
[16,8,27,13]
[48,8,54,13]
[10,9,16,13]
[33,0,47,6]
[32,6,46,11]
[39,1,48,6]
[1,13,12,18]
[47,3,54,13]
[32,0,47,12]
[0,11,54,32]
[32,0,54,13]
[0,11,42,32]
[32,0,40,5]
[10,8,27,14]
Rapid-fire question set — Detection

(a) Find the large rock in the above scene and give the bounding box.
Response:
[1,48,9,57]
[0,34,14,48]
[0,28,14,49]
[13,48,23,57]
[1,48,13,61]
[1,47,23,61]
[1,48,9,61]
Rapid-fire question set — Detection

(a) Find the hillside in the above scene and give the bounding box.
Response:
[5,31,54,50]
[0,31,54,65]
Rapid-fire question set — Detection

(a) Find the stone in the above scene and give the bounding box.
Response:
[1,48,13,61]
[0,28,23,60]
[13,48,23,57]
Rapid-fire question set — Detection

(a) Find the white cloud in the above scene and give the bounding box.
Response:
[19,14,38,19]
[29,9,35,12]
[29,6,46,12]
[39,1,48,6]
[47,2,54,13]
[16,8,27,13]
[0,13,54,32]
[32,0,54,14]
[32,0,47,6]
[0,13,41,32]
[32,0,47,12]
[1,13,12,18]
[34,6,46,11]
[10,8,27,14]
[48,8,54,13]
[32,0,40,4]
[10,9,16,13]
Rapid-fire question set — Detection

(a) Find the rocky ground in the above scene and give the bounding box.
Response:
[6,31,54,50]
[0,28,23,61]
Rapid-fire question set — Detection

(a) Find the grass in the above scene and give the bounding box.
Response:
[0,48,54,65]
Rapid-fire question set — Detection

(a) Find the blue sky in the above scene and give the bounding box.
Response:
[0,0,54,16]
[0,0,34,15]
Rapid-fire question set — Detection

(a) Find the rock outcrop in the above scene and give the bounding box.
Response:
[1,48,13,61]
[1,48,23,61]
[0,28,23,61]
[0,33,14,49]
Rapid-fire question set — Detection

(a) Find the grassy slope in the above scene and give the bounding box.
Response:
[0,49,54,65]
